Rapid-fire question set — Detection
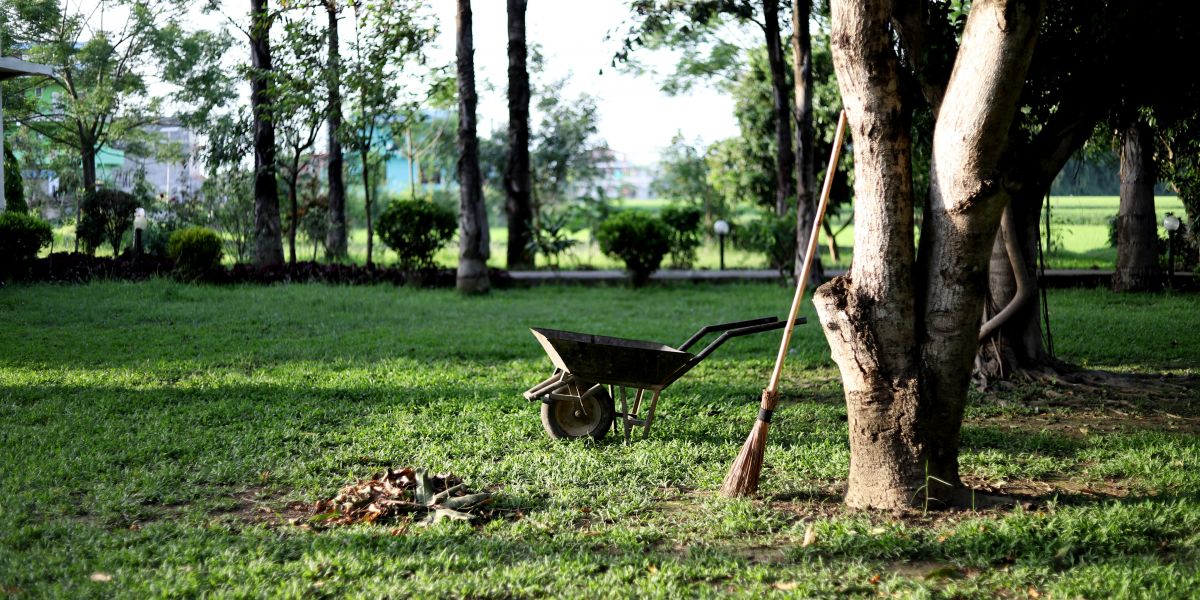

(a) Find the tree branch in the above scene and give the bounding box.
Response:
[890,0,953,115]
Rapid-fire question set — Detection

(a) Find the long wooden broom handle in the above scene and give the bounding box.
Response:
[766,110,848,393]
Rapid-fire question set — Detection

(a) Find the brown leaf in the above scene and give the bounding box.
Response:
[801,523,817,547]
[89,572,113,583]
[1027,587,1041,599]
[868,574,881,585]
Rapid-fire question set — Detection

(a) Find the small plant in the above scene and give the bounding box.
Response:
[168,227,223,280]
[0,211,53,279]
[659,204,703,269]
[77,189,139,255]
[376,199,457,269]
[734,211,798,278]
[596,210,671,285]
[527,210,579,269]
[4,146,29,214]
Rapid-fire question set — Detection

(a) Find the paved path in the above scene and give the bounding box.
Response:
[508,268,1195,288]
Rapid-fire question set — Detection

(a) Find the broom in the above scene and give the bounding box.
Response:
[720,109,848,497]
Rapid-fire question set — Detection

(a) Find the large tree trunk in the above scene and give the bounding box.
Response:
[1113,119,1161,291]
[456,0,490,294]
[324,0,348,261]
[816,0,1041,510]
[791,0,822,284]
[763,0,796,217]
[504,0,534,270]
[816,0,921,511]
[250,0,284,268]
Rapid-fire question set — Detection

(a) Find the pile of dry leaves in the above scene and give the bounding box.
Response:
[307,468,493,527]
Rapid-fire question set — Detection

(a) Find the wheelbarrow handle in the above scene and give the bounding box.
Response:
[678,316,780,352]
[690,316,806,362]
[663,317,807,388]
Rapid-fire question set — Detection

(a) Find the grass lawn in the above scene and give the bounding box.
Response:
[1,282,1198,597]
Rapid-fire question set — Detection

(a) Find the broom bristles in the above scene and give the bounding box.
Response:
[720,389,779,497]
[720,419,770,497]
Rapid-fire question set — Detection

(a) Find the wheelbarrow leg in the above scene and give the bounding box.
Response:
[641,390,662,438]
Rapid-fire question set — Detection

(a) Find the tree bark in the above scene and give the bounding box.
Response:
[976,96,1101,380]
[250,0,284,267]
[791,0,822,284]
[456,0,490,293]
[287,169,298,265]
[1113,119,1161,291]
[504,0,534,270]
[324,0,348,261]
[976,191,1047,382]
[816,0,1042,510]
[763,0,796,218]
[914,0,1041,505]
[816,0,921,511]
[80,136,98,194]
[361,148,376,268]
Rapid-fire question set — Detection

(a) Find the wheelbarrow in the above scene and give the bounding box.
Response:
[522,316,805,441]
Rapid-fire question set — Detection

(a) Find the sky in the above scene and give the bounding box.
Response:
[425,1,738,165]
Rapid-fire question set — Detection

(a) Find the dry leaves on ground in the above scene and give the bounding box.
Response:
[305,467,493,528]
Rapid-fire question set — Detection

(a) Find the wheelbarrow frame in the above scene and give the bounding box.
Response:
[523,316,805,441]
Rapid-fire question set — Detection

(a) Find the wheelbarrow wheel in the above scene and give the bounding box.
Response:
[540,383,614,441]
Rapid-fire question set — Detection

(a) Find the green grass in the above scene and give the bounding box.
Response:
[2,282,1197,597]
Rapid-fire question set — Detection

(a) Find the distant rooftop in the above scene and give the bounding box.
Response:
[0,57,55,81]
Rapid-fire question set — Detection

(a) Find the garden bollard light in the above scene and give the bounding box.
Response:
[1163,213,1180,285]
[134,208,147,256]
[714,219,730,271]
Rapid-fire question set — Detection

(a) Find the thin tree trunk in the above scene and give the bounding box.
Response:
[325,0,348,261]
[763,0,796,218]
[504,0,534,270]
[251,0,284,267]
[78,138,97,253]
[288,170,298,265]
[80,138,97,194]
[407,128,417,200]
[791,0,821,284]
[456,0,490,293]
[816,0,1042,510]
[361,150,375,268]
[1113,119,1161,291]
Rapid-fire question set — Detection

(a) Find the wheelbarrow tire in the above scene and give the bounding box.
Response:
[541,384,614,441]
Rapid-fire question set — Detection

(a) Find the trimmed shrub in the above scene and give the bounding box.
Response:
[4,146,28,214]
[660,204,703,268]
[596,210,671,285]
[735,211,797,278]
[377,199,457,269]
[0,211,53,279]
[168,227,223,280]
[78,189,139,255]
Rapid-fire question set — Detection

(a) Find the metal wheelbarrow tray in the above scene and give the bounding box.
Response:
[523,316,804,441]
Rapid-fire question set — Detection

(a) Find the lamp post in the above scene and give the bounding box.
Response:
[1164,213,1181,285]
[133,208,147,256]
[713,219,730,271]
